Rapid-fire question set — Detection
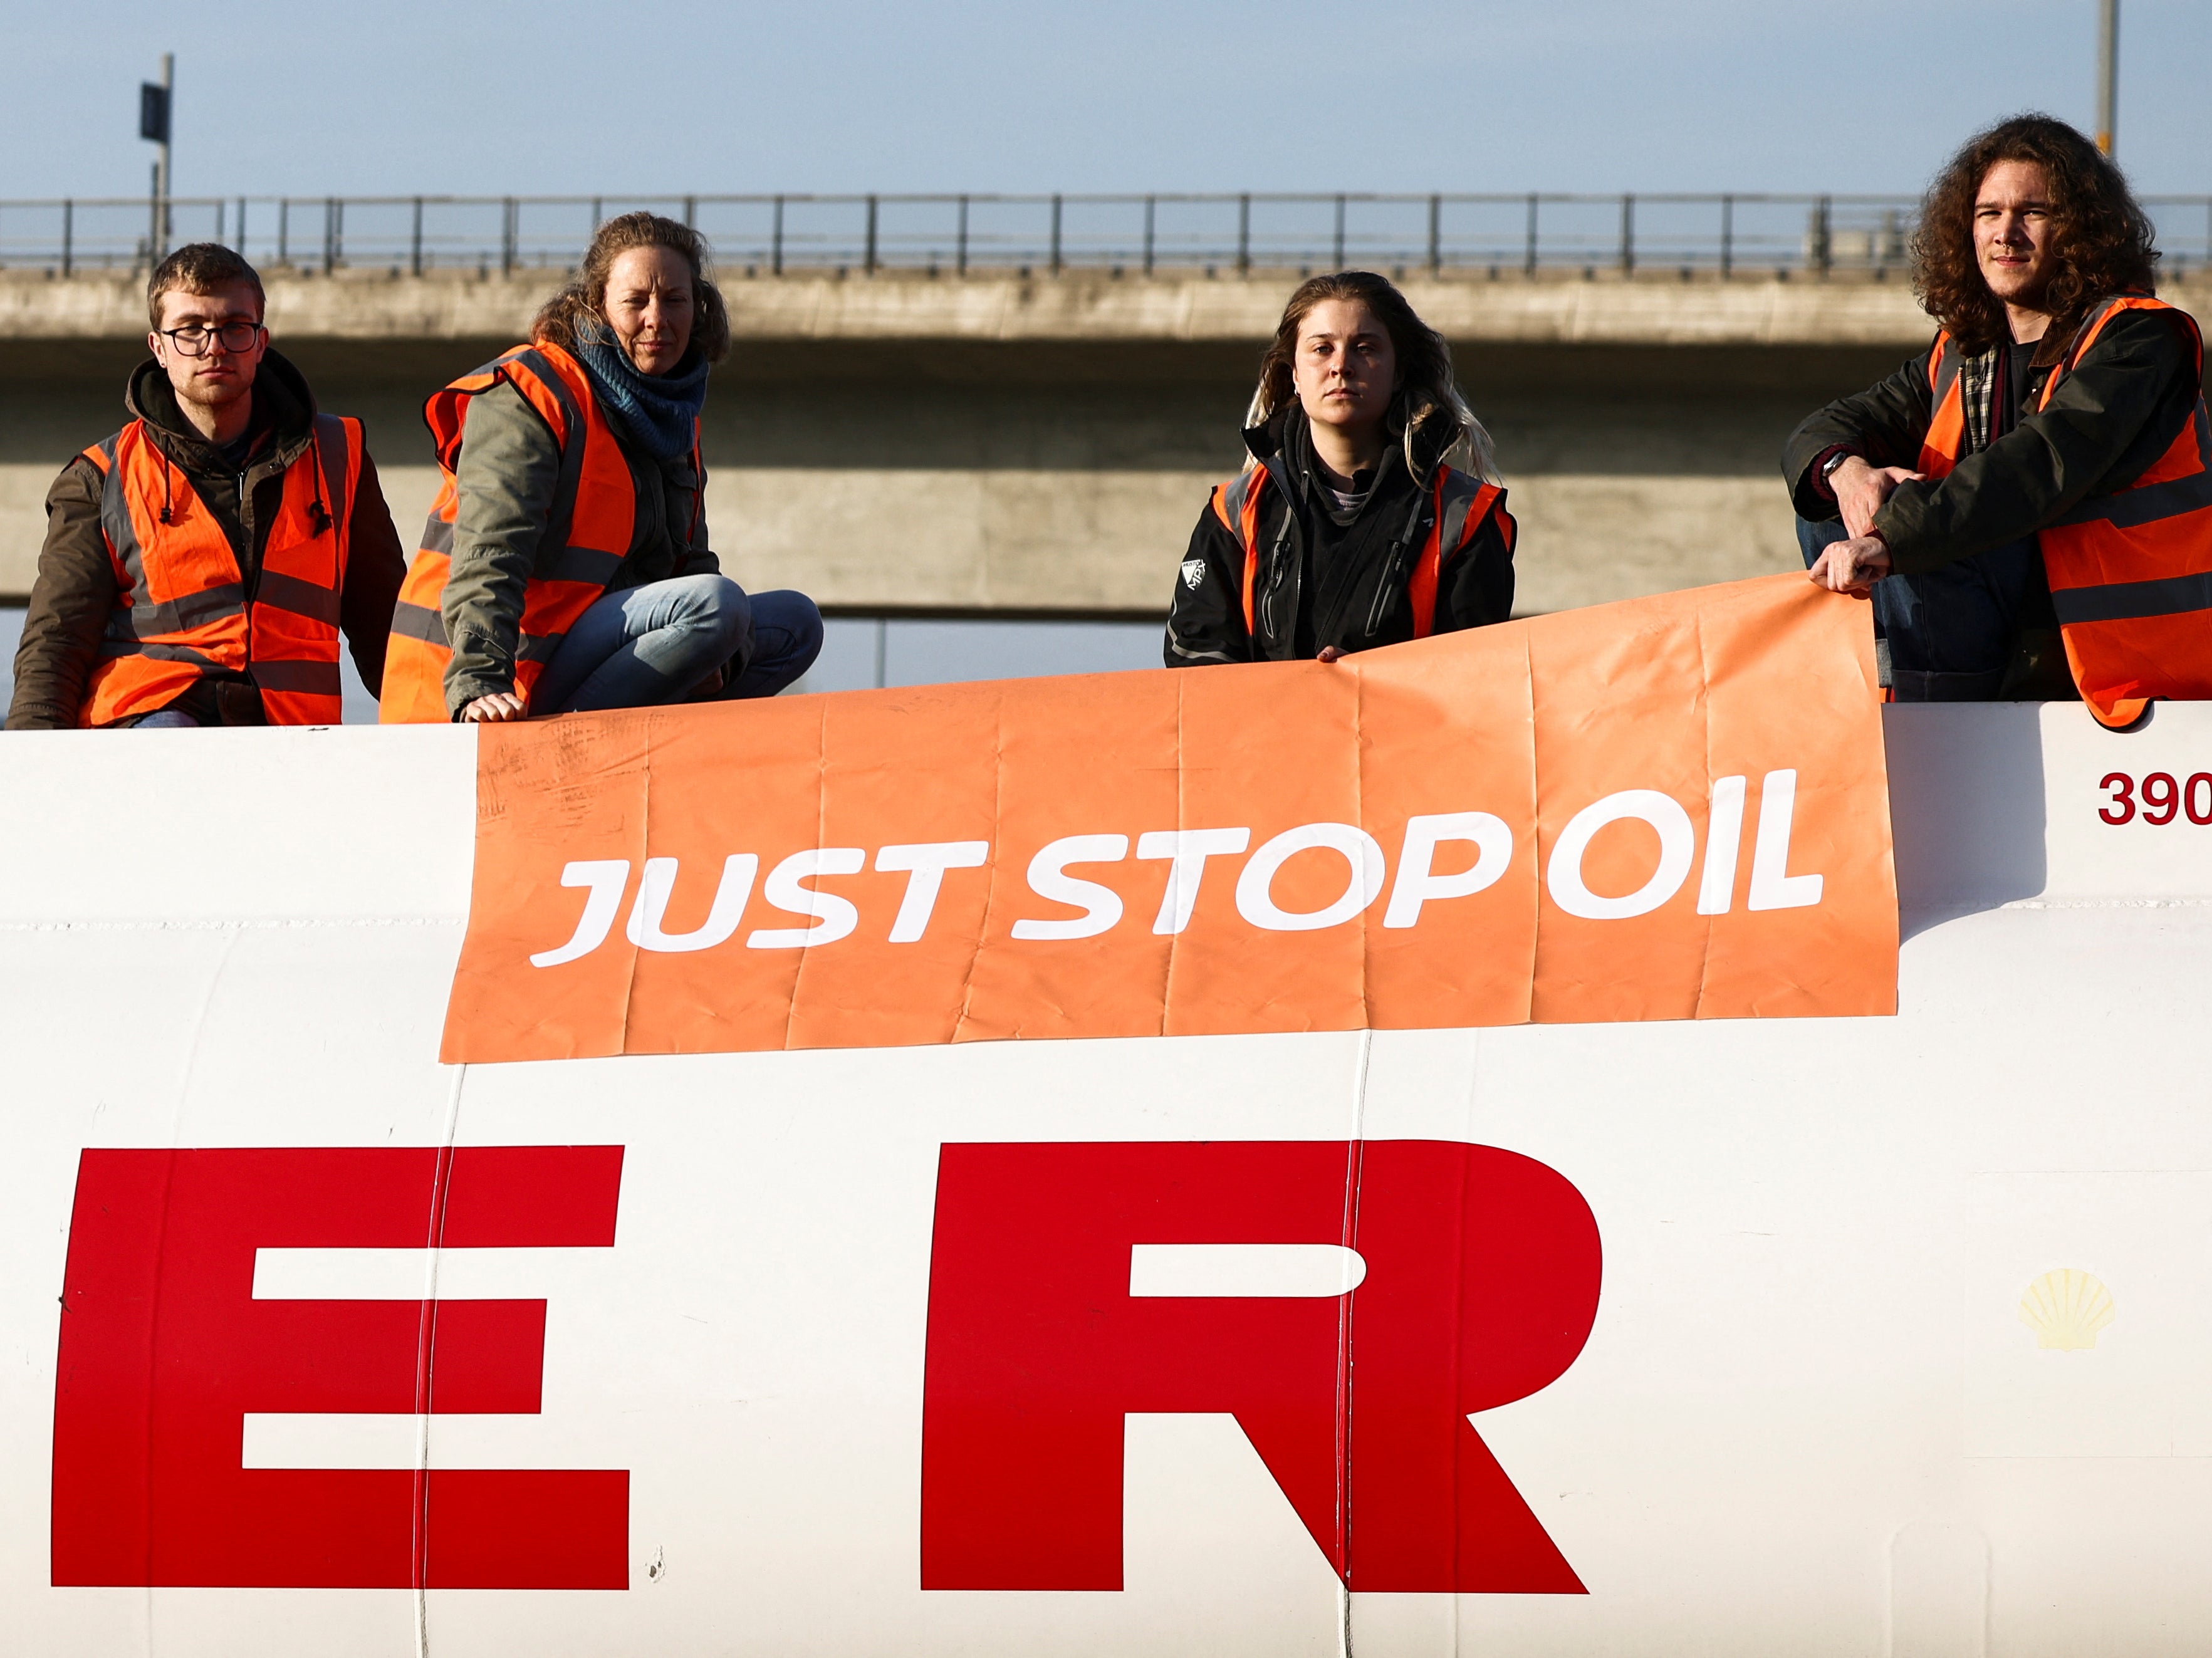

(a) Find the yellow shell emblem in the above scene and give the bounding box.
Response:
[2018,1268,2115,1352]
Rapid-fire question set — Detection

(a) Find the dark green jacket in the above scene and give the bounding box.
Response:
[439,379,716,715]
[1782,305,2199,575]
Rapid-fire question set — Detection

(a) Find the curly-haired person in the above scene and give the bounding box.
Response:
[1785,115,2211,724]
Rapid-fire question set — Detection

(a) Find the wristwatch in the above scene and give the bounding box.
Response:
[1820,450,1855,482]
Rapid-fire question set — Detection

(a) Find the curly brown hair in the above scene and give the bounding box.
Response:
[1912,114,2158,353]
[533,211,732,366]
[1247,270,1496,481]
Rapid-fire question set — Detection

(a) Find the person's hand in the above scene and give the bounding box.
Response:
[460,691,528,722]
[1808,535,1892,597]
[1316,645,1346,664]
[1829,456,1922,540]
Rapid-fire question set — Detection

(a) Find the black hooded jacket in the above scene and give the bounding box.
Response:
[1163,407,1515,666]
[8,350,407,729]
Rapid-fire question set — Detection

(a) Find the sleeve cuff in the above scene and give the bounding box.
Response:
[1809,447,1855,502]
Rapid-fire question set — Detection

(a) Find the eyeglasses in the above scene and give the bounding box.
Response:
[159,321,264,357]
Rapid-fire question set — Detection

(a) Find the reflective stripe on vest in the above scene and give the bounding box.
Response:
[1208,466,1270,637]
[1209,463,1506,643]
[378,340,701,723]
[1408,471,1509,639]
[78,415,358,728]
[1916,298,2212,729]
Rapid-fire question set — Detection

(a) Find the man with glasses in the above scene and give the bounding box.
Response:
[8,244,405,727]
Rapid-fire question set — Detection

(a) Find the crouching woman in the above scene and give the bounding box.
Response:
[380,212,822,722]
[1164,269,1515,667]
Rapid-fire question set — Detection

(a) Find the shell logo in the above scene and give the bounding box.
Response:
[2018,1268,2116,1352]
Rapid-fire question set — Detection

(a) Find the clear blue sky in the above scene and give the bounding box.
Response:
[3,0,2208,201]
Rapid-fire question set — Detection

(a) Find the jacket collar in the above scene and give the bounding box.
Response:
[1242,399,1456,495]
[124,347,318,476]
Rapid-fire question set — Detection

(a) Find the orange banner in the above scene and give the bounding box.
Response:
[440,573,1896,1063]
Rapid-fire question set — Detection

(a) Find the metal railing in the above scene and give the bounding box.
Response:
[5,192,2212,279]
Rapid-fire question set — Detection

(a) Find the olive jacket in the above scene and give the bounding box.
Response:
[436,378,718,716]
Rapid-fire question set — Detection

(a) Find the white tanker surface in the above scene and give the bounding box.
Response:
[4,691,2211,1656]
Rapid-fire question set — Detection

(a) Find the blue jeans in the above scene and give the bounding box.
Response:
[1796,518,2046,701]
[533,575,824,714]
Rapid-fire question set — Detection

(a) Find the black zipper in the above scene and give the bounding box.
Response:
[1259,511,1296,657]
[1362,494,1433,639]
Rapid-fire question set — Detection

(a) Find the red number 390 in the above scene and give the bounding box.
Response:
[2102,771,2212,826]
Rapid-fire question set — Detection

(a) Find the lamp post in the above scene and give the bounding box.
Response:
[2095,0,2119,156]
[140,54,173,261]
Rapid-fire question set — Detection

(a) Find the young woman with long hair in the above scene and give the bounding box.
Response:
[1164,270,1516,667]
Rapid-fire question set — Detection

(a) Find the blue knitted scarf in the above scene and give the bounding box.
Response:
[570,314,709,461]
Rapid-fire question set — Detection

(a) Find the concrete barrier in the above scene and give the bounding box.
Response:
[0,268,1948,347]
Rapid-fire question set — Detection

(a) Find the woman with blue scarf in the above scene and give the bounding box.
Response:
[394,212,821,723]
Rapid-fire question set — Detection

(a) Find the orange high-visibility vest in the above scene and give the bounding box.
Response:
[1917,295,2212,729]
[1207,462,1513,645]
[76,415,359,728]
[378,341,700,723]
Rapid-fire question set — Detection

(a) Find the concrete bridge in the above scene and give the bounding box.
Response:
[6,267,2202,617]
